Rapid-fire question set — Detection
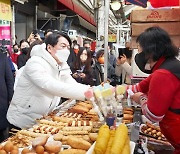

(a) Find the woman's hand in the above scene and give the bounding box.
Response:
[35,33,42,41]
[27,32,34,42]
[131,92,144,104]
[79,73,86,78]
[72,72,79,78]
[116,54,127,65]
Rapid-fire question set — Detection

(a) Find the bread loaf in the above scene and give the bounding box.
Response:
[70,105,89,114]
[67,137,91,150]
[59,149,86,154]
[32,136,48,147]
[44,141,62,153]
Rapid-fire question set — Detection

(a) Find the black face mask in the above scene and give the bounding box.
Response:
[14,49,18,53]
[135,52,152,74]
[21,47,29,55]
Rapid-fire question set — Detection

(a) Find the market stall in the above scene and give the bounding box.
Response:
[0,83,174,154]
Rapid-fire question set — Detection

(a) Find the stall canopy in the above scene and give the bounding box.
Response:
[126,0,180,8]
[149,0,180,8]
[57,0,96,26]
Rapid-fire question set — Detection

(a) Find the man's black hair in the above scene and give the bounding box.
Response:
[44,32,72,48]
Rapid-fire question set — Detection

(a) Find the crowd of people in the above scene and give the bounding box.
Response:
[0,28,133,142]
[0,27,180,153]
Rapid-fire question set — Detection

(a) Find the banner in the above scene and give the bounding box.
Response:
[0,0,12,21]
[125,0,147,8]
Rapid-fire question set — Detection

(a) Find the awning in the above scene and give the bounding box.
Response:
[0,0,12,21]
[57,0,96,26]
[73,15,96,33]
[150,0,180,8]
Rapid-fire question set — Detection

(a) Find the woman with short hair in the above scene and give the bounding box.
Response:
[129,27,180,153]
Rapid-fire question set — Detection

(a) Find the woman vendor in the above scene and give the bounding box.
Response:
[129,27,180,153]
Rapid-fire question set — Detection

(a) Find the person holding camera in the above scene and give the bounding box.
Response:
[27,30,42,45]
[71,47,94,86]
[115,47,133,85]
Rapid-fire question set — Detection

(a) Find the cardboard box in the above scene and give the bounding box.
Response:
[131,22,180,36]
[130,36,180,49]
[131,9,180,23]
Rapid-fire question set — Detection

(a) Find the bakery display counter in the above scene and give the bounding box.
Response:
[0,84,174,154]
[0,100,103,154]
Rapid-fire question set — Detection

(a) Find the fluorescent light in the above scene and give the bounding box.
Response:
[14,0,28,4]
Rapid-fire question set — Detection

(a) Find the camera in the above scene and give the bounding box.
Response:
[76,70,82,75]
[32,30,38,37]
[118,48,126,58]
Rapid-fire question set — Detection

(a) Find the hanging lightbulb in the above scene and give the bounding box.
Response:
[110,0,121,11]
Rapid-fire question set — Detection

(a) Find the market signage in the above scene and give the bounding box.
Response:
[0,0,12,21]
[0,20,11,51]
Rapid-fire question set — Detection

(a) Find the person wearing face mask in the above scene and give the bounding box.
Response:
[17,39,30,69]
[73,44,80,55]
[71,47,94,86]
[126,27,180,153]
[7,32,90,129]
[92,49,115,86]
[11,44,21,65]
[115,47,133,85]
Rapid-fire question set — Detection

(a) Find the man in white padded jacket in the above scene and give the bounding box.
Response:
[7,32,90,129]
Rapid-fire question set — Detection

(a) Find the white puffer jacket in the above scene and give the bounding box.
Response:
[7,44,89,129]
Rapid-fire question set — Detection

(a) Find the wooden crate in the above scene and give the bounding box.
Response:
[131,22,180,36]
[131,8,180,23]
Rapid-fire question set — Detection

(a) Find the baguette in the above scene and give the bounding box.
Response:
[61,130,89,135]
[89,133,98,142]
[59,149,86,154]
[67,137,91,150]
[70,105,89,114]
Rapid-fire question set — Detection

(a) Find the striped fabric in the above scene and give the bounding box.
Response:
[141,101,164,123]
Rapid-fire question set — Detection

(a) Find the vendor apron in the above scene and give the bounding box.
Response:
[160,110,180,154]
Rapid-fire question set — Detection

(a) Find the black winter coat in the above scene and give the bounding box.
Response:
[70,65,94,86]
[0,53,14,130]
[92,61,115,86]
[17,53,28,69]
